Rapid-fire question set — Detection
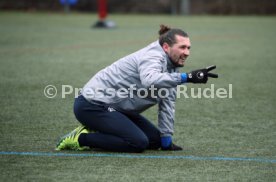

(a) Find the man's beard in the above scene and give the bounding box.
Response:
[168,55,185,68]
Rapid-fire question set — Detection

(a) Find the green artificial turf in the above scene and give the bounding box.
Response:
[0,12,275,181]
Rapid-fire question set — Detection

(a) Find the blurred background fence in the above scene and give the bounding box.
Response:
[0,0,275,15]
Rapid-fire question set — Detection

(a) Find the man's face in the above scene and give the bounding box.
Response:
[163,35,191,67]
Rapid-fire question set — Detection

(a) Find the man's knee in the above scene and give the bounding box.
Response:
[131,136,149,152]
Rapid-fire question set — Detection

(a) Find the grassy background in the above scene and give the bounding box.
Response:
[0,12,275,181]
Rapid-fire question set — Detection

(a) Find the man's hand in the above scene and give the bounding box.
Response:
[161,143,183,151]
[186,65,218,84]
[161,136,183,151]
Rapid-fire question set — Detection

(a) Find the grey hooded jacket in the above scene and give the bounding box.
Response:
[82,40,183,136]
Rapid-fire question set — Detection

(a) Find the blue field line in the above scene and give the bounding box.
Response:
[1,151,276,163]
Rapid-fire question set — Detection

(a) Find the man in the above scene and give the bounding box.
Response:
[56,25,218,152]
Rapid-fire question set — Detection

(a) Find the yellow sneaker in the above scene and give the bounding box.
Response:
[55,125,89,151]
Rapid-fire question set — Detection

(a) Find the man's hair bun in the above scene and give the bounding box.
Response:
[159,24,171,36]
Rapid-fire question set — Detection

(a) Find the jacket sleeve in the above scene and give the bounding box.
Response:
[138,54,182,88]
[158,87,177,136]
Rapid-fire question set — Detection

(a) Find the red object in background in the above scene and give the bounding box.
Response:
[98,0,107,20]
[93,0,115,28]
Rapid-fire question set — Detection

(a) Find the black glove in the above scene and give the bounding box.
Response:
[161,143,183,151]
[187,65,218,84]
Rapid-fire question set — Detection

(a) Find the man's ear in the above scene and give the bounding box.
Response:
[162,42,170,53]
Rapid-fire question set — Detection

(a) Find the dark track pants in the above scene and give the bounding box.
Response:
[74,95,161,152]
